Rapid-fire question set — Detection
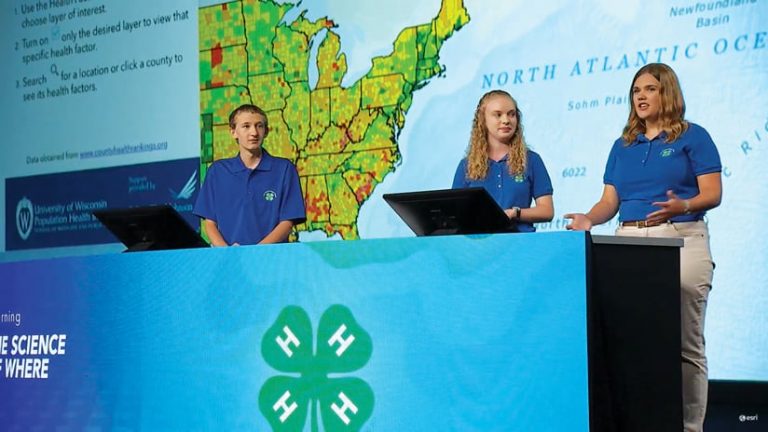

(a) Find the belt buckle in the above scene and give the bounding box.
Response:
[623,220,649,228]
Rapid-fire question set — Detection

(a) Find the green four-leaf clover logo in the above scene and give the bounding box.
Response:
[259,305,374,431]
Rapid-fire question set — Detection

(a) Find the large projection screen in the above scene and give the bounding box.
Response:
[1,0,766,383]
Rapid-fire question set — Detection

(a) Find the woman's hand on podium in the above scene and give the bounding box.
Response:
[564,213,593,231]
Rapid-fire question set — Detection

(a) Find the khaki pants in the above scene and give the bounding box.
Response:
[616,220,713,432]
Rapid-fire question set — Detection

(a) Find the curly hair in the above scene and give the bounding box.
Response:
[465,90,528,180]
[621,63,688,144]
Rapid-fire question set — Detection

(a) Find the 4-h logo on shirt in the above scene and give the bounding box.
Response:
[514,174,525,183]
[264,190,277,201]
[660,148,675,158]
[259,305,374,431]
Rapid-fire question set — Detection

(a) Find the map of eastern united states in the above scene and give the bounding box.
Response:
[199,0,470,239]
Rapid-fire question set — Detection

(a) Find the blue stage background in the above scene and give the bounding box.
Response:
[1,0,765,389]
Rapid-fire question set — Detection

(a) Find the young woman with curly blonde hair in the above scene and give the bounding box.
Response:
[452,90,554,232]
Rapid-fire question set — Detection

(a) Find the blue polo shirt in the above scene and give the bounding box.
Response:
[603,122,721,222]
[452,150,553,232]
[193,150,306,245]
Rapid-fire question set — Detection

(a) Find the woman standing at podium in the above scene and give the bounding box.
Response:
[452,90,554,232]
[565,63,722,432]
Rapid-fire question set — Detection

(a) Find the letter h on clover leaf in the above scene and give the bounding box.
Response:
[259,305,374,432]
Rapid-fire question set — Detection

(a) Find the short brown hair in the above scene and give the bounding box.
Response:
[228,104,269,130]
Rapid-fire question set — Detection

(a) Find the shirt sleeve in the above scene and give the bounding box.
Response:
[686,124,722,175]
[529,151,553,198]
[278,161,307,224]
[193,163,218,221]
[602,139,622,186]
[452,159,469,188]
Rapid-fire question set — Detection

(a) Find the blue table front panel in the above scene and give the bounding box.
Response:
[0,231,589,431]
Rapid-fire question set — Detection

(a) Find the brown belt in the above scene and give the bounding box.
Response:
[620,220,662,228]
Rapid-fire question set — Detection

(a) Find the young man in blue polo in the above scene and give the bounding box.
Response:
[193,104,306,245]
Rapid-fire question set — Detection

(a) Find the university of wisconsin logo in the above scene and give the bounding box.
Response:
[260,305,374,431]
[660,148,675,158]
[16,197,34,241]
[264,190,277,202]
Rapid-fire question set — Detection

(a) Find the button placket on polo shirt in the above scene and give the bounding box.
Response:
[246,168,257,198]
[491,160,504,205]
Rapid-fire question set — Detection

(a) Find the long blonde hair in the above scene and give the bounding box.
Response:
[621,63,688,144]
[466,90,527,180]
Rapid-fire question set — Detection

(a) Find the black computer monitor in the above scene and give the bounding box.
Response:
[93,204,209,252]
[383,187,517,236]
